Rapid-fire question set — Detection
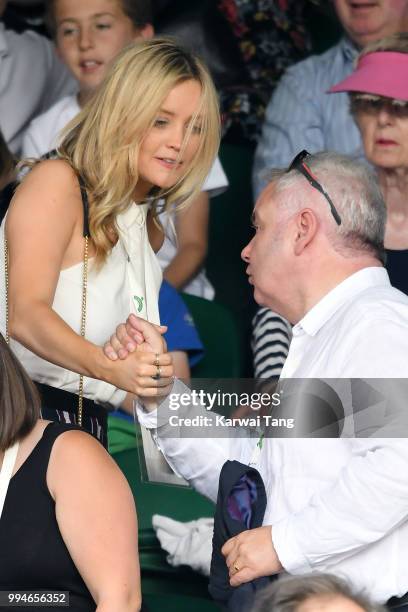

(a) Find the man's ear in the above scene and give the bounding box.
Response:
[293,209,318,256]
[137,23,154,40]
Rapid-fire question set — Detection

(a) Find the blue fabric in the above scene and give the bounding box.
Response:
[227,474,258,530]
[209,461,270,611]
[252,37,364,199]
[159,280,204,367]
[110,408,133,422]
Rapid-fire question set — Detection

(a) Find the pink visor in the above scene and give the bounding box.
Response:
[328,51,408,101]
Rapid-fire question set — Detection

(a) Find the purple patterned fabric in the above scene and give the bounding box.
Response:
[227,473,258,529]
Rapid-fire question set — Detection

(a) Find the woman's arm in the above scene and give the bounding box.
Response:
[163,191,209,289]
[6,160,172,398]
[7,160,97,374]
[48,430,141,611]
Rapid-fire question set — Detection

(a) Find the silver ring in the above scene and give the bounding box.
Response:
[154,353,160,367]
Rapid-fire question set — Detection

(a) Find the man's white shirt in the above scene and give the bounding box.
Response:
[138,267,408,602]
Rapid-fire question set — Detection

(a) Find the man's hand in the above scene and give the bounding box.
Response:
[104,314,168,360]
[98,316,174,402]
[221,526,283,586]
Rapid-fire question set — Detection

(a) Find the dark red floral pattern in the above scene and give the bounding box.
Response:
[217,0,317,144]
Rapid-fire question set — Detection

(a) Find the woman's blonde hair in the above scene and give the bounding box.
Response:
[58,38,220,264]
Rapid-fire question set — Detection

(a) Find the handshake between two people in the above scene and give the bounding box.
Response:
[102,314,174,410]
[102,316,284,585]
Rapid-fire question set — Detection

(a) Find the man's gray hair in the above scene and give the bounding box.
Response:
[253,573,387,612]
[268,151,386,263]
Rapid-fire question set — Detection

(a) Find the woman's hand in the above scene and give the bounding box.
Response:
[100,315,174,400]
[104,313,167,360]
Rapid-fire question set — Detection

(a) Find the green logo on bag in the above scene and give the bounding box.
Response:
[133,295,144,313]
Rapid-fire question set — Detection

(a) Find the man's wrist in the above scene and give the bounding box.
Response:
[134,398,158,430]
[137,397,158,413]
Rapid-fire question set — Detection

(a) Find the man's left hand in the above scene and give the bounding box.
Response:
[221,526,283,586]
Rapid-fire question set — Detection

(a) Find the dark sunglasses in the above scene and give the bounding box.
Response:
[351,96,408,119]
[287,150,342,226]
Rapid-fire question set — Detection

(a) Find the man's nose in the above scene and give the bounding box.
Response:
[241,239,252,262]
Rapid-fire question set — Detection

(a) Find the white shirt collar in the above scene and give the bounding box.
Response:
[293,267,390,338]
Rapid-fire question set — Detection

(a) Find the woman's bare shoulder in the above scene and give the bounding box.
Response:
[47,428,132,501]
[52,428,107,457]
[9,160,82,227]
[22,158,77,181]
[50,429,122,477]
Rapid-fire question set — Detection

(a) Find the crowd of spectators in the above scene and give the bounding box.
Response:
[1,0,408,610]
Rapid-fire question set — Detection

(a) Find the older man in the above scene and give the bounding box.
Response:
[107,152,408,608]
[253,0,408,198]
[251,0,408,382]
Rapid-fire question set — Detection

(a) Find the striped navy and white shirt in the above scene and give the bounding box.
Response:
[252,307,292,379]
[252,37,363,198]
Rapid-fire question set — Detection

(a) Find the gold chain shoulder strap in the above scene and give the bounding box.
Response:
[4,235,9,345]
[77,235,88,427]
[4,173,89,427]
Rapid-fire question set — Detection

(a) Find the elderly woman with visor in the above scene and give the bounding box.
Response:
[330,33,408,294]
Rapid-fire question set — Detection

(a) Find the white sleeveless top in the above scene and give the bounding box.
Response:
[0,203,162,408]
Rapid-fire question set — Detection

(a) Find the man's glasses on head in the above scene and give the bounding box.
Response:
[287,150,342,226]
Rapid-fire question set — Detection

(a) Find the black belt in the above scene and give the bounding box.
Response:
[387,592,408,609]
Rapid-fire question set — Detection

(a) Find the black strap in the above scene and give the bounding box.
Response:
[42,149,57,160]
[387,592,408,608]
[40,421,83,447]
[77,174,90,238]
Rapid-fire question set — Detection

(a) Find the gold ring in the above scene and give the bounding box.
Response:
[152,365,162,381]
[233,563,240,573]
[154,353,160,367]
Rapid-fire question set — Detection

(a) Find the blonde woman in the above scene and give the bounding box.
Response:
[0,38,220,445]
